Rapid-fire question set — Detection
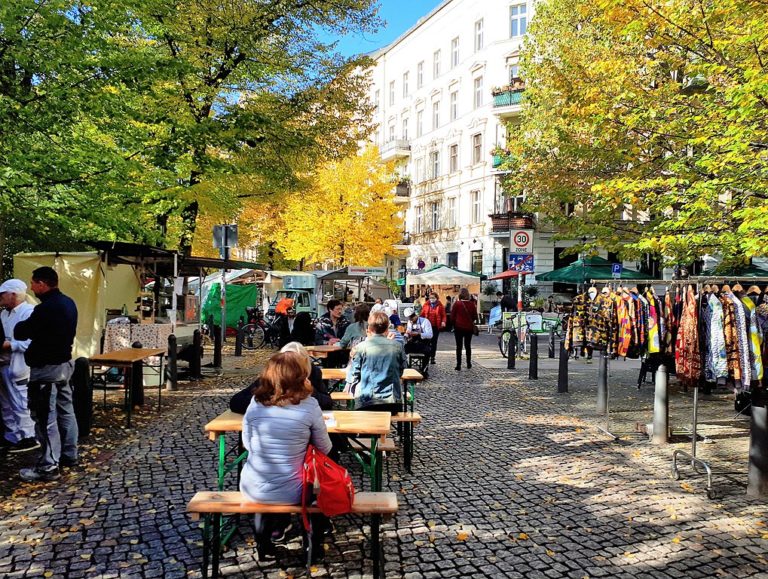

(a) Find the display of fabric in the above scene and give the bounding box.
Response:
[585,292,614,350]
[675,286,701,387]
[741,296,763,382]
[565,293,587,352]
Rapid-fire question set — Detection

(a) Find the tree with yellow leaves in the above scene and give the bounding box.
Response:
[277,147,404,267]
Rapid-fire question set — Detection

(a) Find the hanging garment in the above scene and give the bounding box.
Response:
[614,293,632,357]
[729,294,752,389]
[720,295,742,384]
[706,294,728,382]
[645,290,661,354]
[664,290,677,355]
[741,296,763,382]
[675,287,700,387]
[586,293,614,351]
[566,293,587,352]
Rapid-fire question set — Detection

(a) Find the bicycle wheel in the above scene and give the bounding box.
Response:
[499,330,512,358]
[241,324,265,349]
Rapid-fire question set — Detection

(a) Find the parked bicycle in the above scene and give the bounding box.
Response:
[240,307,281,349]
[498,311,568,358]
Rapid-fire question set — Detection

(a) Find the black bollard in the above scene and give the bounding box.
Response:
[528,334,539,380]
[557,340,569,393]
[651,364,669,444]
[596,351,609,414]
[71,357,93,438]
[507,331,516,370]
[167,334,178,391]
[548,328,555,359]
[234,319,244,357]
[747,389,768,498]
[213,324,222,369]
[130,341,145,410]
[190,329,202,380]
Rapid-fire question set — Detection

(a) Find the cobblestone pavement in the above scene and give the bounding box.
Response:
[0,336,766,578]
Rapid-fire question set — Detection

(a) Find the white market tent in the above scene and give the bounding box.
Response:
[408,265,483,286]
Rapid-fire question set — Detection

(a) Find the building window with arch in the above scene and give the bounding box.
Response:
[472,133,483,164]
[402,117,409,140]
[448,197,457,227]
[473,76,484,108]
[471,250,483,274]
[471,190,482,223]
[450,90,458,120]
[449,143,458,173]
[417,110,424,137]
[430,150,441,179]
[417,61,424,88]
[389,80,395,105]
[433,49,441,78]
[451,37,460,68]
[432,101,440,129]
[430,201,441,230]
[402,71,409,98]
[416,205,423,233]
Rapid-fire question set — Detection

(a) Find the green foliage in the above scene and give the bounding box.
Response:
[511,0,768,265]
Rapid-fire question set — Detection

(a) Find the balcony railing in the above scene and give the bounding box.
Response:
[380,138,411,161]
[489,211,535,233]
[395,182,411,198]
[493,89,525,107]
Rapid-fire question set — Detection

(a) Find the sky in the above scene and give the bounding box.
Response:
[330,0,445,57]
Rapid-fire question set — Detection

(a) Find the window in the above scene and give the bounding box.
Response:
[402,117,409,140]
[449,144,458,172]
[510,4,528,37]
[416,206,423,233]
[471,250,483,274]
[389,81,395,105]
[433,50,441,78]
[415,158,424,183]
[389,124,395,141]
[473,76,484,108]
[417,61,424,88]
[471,190,481,223]
[432,101,440,129]
[416,110,424,137]
[451,37,460,68]
[474,19,484,51]
[447,251,459,267]
[430,201,440,230]
[472,133,483,164]
[402,71,409,97]
[450,90,458,120]
[509,64,521,82]
[374,89,380,112]
[448,197,457,227]
[430,151,440,178]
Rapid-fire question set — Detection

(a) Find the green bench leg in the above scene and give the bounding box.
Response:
[372,513,382,579]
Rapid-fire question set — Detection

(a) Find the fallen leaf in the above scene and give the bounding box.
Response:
[672,537,681,544]
[456,531,469,541]
[547,549,555,556]
[518,533,529,540]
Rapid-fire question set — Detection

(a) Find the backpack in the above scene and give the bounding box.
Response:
[301,444,355,530]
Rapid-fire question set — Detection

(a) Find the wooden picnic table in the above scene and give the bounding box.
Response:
[204,409,391,491]
[305,344,346,359]
[89,347,165,428]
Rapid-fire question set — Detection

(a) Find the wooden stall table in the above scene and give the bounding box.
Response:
[89,347,165,428]
[322,368,423,412]
[204,409,391,492]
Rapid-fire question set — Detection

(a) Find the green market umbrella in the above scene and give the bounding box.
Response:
[699,264,768,278]
[536,256,652,283]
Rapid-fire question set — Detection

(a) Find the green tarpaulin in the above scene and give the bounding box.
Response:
[536,256,652,283]
[202,283,259,329]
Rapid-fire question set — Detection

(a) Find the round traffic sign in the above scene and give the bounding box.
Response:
[513,231,530,248]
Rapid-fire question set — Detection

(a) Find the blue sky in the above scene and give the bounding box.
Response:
[331,1,445,57]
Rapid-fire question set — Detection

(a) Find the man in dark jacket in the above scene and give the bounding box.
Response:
[14,266,78,481]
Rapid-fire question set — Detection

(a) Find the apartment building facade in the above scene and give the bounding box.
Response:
[369,0,586,293]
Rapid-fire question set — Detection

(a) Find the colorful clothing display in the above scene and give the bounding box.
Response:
[675,286,701,387]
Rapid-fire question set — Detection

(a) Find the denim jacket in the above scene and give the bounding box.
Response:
[346,334,405,409]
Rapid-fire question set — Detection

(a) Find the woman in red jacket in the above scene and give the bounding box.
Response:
[451,287,477,370]
[420,292,446,364]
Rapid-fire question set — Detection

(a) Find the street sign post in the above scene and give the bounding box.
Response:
[612,263,622,279]
[510,229,534,254]
[509,254,535,272]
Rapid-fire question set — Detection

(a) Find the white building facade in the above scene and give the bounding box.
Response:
[368,0,575,290]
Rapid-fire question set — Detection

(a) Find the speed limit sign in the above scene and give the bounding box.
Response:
[511,229,533,254]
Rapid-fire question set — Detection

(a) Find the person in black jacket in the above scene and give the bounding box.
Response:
[14,266,79,482]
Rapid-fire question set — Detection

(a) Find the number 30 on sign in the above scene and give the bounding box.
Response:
[511,229,533,254]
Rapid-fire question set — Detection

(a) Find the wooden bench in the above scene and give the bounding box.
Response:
[187,491,398,579]
[350,436,397,452]
[391,412,422,473]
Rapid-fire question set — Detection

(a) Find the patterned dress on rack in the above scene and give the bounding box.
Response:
[675,287,700,387]
[586,293,614,351]
[645,290,661,354]
[729,294,751,389]
[741,296,763,382]
[707,294,728,382]
[720,295,742,383]
[614,293,632,357]
[565,293,587,352]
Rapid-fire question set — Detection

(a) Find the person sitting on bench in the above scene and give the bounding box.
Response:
[403,307,433,360]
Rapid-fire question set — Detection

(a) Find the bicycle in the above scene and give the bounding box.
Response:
[239,307,281,350]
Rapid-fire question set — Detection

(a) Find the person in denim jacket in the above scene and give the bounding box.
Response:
[346,311,406,413]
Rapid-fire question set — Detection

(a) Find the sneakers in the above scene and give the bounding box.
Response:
[19,466,60,482]
[60,457,79,468]
[455,365,461,371]
[430,359,436,364]
[9,438,41,454]
[466,362,472,369]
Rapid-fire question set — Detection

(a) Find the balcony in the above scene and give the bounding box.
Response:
[393,181,411,204]
[489,211,535,234]
[492,82,525,117]
[380,138,411,161]
[393,232,411,251]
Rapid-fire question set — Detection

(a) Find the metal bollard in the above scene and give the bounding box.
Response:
[557,340,569,393]
[234,319,244,357]
[213,324,222,369]
[747,389,768,498]
[548,328,555,359]
[528,334,538,380]
[596,351,608,414]
[507,331,516,370]
[167,334,178,391]
[190,329,202,380]
[130,341,145,409]
[652,364,669,444]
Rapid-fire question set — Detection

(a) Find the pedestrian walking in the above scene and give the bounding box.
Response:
[420,292,446,364]
[14,267,79,482]
[452,288,478,371]
[0,279,39,454]
[445,295,453,332]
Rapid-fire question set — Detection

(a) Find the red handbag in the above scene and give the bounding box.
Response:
[301,444,355,530]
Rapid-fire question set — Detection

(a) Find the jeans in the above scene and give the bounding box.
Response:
[454,329,473,366]
[28,362,78,469]
[0,366,36,443]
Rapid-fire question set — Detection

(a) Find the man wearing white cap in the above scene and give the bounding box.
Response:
[0,279,39,453]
